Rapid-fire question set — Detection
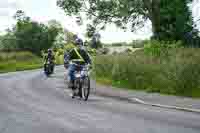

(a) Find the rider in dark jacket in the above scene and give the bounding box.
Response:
[66,36,92,89]
[44,49,55,72]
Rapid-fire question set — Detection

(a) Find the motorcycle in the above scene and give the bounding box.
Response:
[70,63,91,101]
[44,59,54,77]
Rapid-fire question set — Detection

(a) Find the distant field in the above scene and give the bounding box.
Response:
[105,46,141,54]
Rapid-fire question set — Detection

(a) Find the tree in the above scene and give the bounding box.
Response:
[65,29,75,44]
[0,32,17,51]
[86,24,96,39]
[11,10,61,55]
[13,10,30,21]
[159,0,197,41]
[85,24,102,49]
[53,30,68,49]
[57,0,160,37]
[57,0,197,43]
[91,32,102,49]
[47,20,63,50]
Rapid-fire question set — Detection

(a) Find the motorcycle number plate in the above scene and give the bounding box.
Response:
[75,73,81,78]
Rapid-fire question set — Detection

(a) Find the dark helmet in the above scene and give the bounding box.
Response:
[47,49,53,54]
[75,38,83,46]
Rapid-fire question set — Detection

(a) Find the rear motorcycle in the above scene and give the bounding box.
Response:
[44,59,54,77]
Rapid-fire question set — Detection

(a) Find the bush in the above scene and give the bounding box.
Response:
[132,40,145,48]
[144,40,183,56]
[87,48,97,56]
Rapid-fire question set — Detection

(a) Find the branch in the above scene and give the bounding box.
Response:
[142,0,152,19]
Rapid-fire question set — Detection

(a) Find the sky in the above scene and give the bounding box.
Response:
[0,0,200,43]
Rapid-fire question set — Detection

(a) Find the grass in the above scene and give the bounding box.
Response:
[93,48,200,98]
[0,51,43,73]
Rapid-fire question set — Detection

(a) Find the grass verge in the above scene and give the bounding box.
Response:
[93,48,200,98]
[0,51,43,73]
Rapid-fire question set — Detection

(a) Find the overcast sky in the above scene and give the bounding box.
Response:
[0,0,200,43]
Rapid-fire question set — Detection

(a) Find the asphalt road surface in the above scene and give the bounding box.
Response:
[0,67,200,133]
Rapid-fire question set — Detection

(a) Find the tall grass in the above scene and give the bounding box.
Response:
[93,47,200,98]
[0,51,42,73]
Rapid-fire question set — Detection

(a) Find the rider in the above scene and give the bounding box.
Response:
[66,35,92,89]
[44,49,55,72]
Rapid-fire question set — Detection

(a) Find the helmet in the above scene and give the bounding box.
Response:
[75,38,83,46]
[47,49,52,54]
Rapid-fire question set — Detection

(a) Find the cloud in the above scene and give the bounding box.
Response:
[0,9,10,17]
[0,0,19,9]
[0,0,21,32]
[0,0,22,18]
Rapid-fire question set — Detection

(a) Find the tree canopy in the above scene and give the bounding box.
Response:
[0,10,62,55]
[57,0,199,46]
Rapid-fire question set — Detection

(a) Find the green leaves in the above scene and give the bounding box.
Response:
[57,0,147,32]
[57,0,199,47]
[0,10,62,55]
[57,0,82,15]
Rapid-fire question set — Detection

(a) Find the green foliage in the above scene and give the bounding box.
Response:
[93,48,200,98]
[159,0,195,41]
[54,49,64,65]
[86,24,96,38]
[132,40,145,48]
[144,40,183,56]
[87,47,97,56]
[0,10,61,55]
[57,0,198,46]
[57,0,147,32]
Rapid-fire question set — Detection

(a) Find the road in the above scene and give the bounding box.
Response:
[0,67,200,133]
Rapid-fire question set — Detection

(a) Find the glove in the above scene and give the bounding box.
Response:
[64,62,69,69]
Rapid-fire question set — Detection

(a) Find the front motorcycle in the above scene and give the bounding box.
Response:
[70,63,91,101]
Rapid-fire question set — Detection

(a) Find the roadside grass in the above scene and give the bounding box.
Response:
[0,51,43,73]
[93,48,200,98]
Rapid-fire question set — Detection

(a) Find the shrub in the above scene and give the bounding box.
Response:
[144,40,183,57]
[87,48,97,56]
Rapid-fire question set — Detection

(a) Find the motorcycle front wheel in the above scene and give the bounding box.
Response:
[72,78,81,98]
[81,76,90,101]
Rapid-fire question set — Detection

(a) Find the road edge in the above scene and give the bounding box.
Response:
[92,87,200,114]
[131,98,200,113]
